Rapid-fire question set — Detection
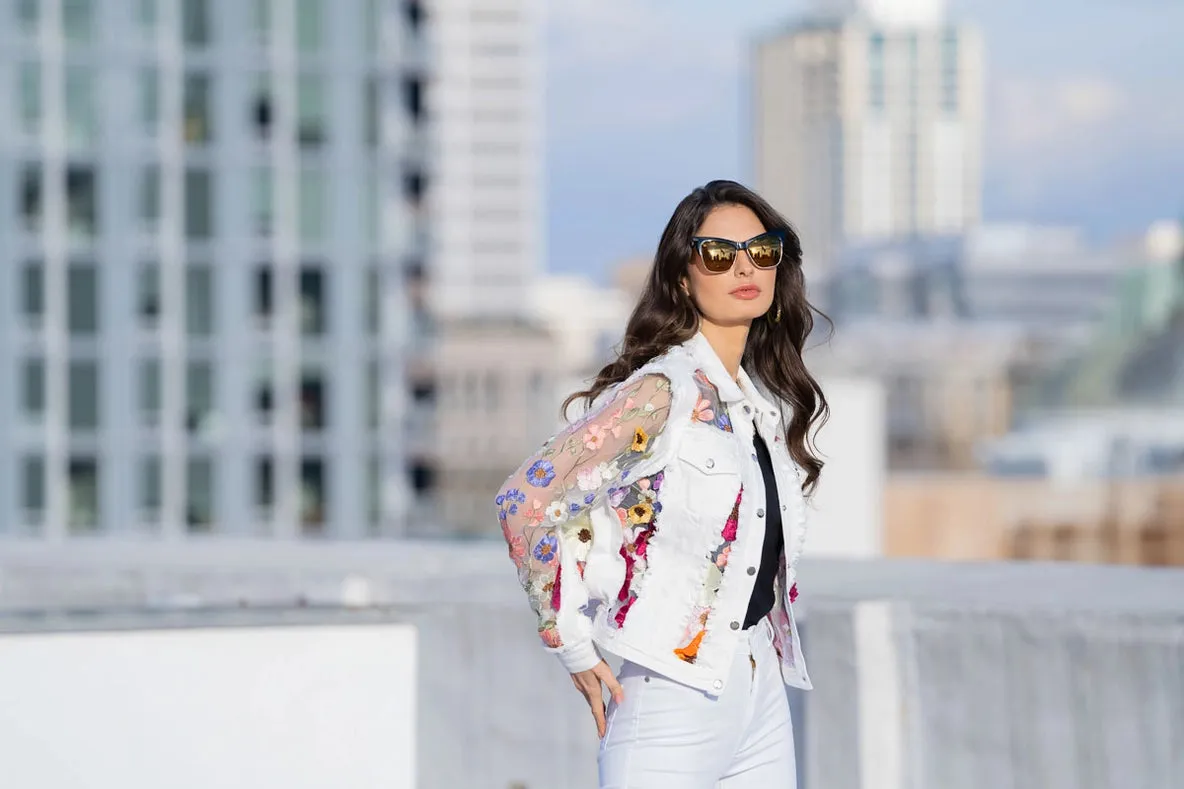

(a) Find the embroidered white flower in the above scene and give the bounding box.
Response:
[576,464,603,492]
[546,500,567,524]
[597,460,620,483]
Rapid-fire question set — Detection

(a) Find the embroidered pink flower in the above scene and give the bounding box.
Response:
[715,545,732,568]
[789,582,799,603]
[507,536,526,566]
[523,499,545,527]
[583,424,606,451]
[540,628,563,648]
[692,396,714,424]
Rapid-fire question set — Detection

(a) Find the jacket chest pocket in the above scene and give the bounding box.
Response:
[674,431,742,531]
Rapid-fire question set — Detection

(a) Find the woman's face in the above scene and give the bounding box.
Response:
[683,203,778,329]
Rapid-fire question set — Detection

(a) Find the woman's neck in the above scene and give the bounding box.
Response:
[698,321,749,382]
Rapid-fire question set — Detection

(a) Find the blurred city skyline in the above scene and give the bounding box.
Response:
[546,0,1184,280]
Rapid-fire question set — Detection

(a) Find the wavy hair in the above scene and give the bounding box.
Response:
[563,180,830,492]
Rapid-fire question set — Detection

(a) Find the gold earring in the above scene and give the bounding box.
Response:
[770,304,782,323]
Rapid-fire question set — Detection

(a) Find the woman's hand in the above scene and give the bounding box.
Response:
[570,660,625,738]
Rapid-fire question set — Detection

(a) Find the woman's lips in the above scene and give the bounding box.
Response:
[730,286,761,300]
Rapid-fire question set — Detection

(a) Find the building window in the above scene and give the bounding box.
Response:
[21,456,45,527]
[68,359,100,430]
[185,167,213,239]
[140,66,160,134]
[402,76,424,121]
[253,265,273,327]
[139,358,161,426]
[252,73,273,140]
[68,457,100,533]
[941,30,959,113]
[62,0,93,43]
[139,455,162,523]
[182,0,209,47]
[18,0,39,33]
[186,457,215,531]
[252,166,273,235]
[297,73,327,147]
[299,167,328,243]
[868,32,885,112]
[137,263,160,327]
[139,166,160,234]
[296,0,323,53]
[254,361,274,425]
[67,263,99,335]
[67,165,98,238]
[252,0,272,45]
[20,262,43,328]
[20,164,41,232]
[184,72,213,144]
[299,266,326,335]
[255,456,274,517]
[65,66,97,147]
[19,62,41,135]
[300,457,327,533]
[186,360,215,433]
[186,265,215,337]
[21,358,45,418]
[366,359,379,428]
[138,0,158,32]
[300,372,326,431]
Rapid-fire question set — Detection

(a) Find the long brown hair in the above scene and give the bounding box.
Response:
[563,179,830,492]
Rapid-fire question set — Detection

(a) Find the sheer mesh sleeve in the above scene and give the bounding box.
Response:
[495,373,672,672]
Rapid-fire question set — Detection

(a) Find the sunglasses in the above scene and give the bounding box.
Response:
[690,230,786,274]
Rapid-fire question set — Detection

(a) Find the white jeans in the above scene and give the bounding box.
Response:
[598,618,796,788]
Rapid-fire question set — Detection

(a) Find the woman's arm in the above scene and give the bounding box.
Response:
[495,373,672,672]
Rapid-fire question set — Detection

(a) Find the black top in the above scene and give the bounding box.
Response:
[743,424,785,629]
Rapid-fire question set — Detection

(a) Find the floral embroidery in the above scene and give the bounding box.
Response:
[495,374,672,649]
[609,469,664,629]
[789,582,799,604]
[675,488,743,663]
[692,369,733,433]
[525,461,555,487]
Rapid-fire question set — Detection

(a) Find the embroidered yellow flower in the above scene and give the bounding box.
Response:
[631,426,650,452]
[627,501,654,525]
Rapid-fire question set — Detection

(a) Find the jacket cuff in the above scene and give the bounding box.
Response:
[555,639,603,674]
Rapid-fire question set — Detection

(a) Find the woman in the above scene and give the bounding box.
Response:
[495,179,828,787]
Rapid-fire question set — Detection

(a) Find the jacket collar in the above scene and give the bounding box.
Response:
[681,331,782,421]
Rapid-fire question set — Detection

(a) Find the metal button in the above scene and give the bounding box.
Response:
[756,508,765,518]
[781,504,787,512]
[730,621,740,630]
[705,458,715,469]
[644,676,651,683]
[751,453,758,461]
[713,679,723,690]
[747,566,757,576]
[743,405,751,414]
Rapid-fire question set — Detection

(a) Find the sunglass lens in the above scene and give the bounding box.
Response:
[747,234,783,269]
[699,240,736,273]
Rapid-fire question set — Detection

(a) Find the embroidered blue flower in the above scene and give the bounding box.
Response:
[715,412,733,432]
[505,488,526,504]
[569,502,582,515]
[533,534,559,564]
[525,460,556,488]
[584,493,595,506]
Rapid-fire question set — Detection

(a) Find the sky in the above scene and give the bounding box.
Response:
[543,0,1184,281]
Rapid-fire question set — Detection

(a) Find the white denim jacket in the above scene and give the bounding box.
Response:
[495,332,812,696]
